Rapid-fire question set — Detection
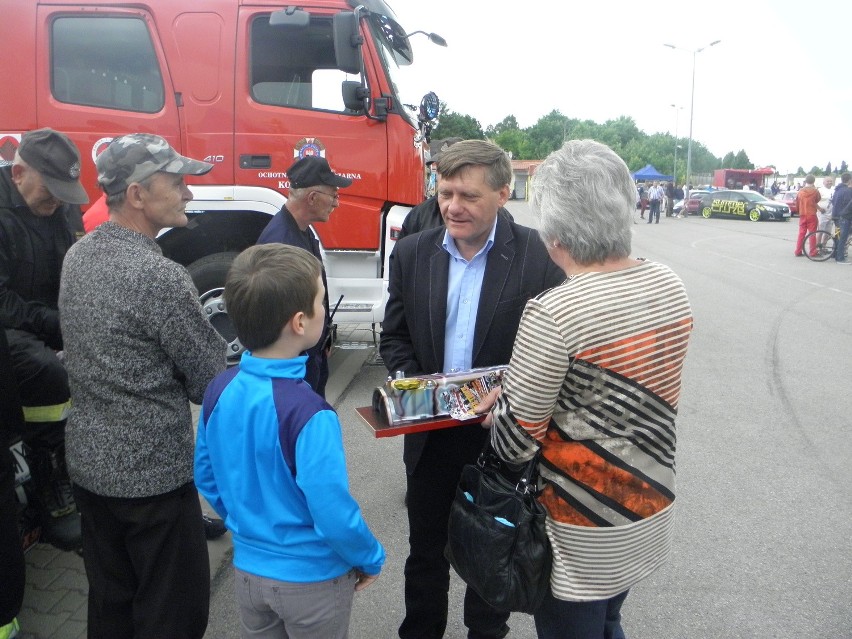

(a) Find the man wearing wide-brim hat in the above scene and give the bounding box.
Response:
[0,127,88,553]
[256,154,353,398]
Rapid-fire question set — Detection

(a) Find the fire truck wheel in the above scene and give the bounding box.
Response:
[188,252,244,365]
[187,252,240,296]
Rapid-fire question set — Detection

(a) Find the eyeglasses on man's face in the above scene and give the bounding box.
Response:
[310,189,340,200]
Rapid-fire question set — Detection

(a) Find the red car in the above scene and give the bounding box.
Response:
[684,190,712,215]
[775,191,799,216]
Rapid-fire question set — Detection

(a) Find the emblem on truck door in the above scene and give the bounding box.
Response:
[0,135,21,162]
[92,138,114,163]
[294,137,326,159]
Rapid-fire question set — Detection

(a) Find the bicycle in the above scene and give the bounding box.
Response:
[803,225,852,262]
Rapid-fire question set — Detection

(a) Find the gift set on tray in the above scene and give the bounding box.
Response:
[355,366,506,438]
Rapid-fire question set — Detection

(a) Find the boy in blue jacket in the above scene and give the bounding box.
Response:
[194,243,384,639]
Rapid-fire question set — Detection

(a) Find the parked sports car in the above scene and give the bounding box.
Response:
[698,190,791,222]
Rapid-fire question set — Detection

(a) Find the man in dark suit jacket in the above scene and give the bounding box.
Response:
[381,140,563,639]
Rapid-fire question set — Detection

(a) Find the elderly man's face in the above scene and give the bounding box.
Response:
[305,186,340,225]
[438,165,508,259]
[136,172,193,236]
[12,164,62,217]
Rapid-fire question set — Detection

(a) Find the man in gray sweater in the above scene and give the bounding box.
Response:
[58,134,226,639]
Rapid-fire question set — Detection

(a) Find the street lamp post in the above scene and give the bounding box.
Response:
[670,104,683,183]
[664,40,721,185]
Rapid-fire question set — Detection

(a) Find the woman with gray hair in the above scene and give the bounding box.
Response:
[485,140,693,638]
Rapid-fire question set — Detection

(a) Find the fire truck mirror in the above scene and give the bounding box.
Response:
[342,81,367,113]
[333,12,362,75]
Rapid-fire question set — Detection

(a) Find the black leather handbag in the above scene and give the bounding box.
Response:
[445,444,552,613]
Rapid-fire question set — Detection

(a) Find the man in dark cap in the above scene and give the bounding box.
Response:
[59,133,226,639]
[0,128,87,551]
[256,155,352,397]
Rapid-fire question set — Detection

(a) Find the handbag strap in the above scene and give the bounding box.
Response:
[515,448,542,496]
[477,439,542,496]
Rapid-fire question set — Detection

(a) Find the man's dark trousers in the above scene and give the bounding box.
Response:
[399,427,510,639]
[837,217,852,262]
[648,199,661,224]
[73,482,210,639]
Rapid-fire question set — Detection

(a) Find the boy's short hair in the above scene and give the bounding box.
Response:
[224,244,322,351]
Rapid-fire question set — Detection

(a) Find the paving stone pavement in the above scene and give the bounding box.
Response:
[17,545,87,639]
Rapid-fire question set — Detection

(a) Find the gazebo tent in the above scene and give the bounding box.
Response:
[632,164,673,182]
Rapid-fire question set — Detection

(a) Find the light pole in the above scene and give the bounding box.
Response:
[670,104,683,183]
[664,40,721,185]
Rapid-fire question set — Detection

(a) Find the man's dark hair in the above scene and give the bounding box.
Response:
[224,244,321,351]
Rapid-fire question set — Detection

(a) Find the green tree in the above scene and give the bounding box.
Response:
[733,150,752,169]
[432,105,738,176]
[431,102,484,140]
[566,119,600,143]
[620,138,649,171]
[840,160,848,174]
[524,110,571,159]
[485,115,520,137]
[600,116,642,157]
[491,128,530,160]
[825,161,832,174]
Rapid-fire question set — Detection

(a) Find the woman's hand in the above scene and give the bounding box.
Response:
[475,386,502,428]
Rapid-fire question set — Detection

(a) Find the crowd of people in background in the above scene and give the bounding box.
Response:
[632,170,852,265]
[635,180,688,222]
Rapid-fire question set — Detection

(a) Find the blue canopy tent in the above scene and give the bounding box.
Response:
[632,164,673,182]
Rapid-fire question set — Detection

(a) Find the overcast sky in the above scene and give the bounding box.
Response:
[393,0,851,175]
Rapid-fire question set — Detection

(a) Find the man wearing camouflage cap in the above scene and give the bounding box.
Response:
[0,128,87,552]
[59,133,226,638]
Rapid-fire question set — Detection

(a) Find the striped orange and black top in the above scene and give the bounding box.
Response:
[491,260,692,602]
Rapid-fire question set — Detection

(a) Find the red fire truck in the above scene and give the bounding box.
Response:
[1,0,442,351]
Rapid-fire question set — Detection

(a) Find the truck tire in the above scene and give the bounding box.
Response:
[187,252,244,365]
[187,252,239,296]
